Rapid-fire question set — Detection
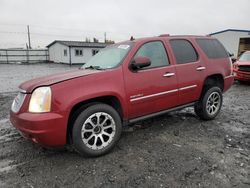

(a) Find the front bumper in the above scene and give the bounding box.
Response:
[233,70,250,81]
[10,111,67,147]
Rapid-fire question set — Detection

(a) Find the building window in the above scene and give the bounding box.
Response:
[63,49,67,56]
[75,49,83,56]
[92,49,99,56]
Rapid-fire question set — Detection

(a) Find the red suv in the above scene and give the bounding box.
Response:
[10,35,234,156]
[233,51,250,82]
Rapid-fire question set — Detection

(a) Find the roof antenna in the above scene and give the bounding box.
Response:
[130,36,135,41]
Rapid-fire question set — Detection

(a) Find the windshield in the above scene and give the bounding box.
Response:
[82,43,132,69]
[239,52,250,61]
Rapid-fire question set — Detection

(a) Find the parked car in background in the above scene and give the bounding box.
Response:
[10,35,234,157]
[233,51,250,82]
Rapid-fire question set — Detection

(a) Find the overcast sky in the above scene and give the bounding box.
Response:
[0,0,249,48]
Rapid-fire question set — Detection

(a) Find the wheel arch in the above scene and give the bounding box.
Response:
[201,74,224,97]
[66,95,124,144]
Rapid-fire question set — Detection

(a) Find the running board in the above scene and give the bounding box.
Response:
[128,102,196,124]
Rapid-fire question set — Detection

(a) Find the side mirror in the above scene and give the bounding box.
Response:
[130,56,151,70]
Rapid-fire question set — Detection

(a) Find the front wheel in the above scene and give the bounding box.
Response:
[72,103,122,157]
[194,87,223,120]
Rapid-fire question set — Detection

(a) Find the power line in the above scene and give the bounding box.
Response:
[0,30,87,38]
[30,24,108,33]
[0,23,138,39]
[0,23,26,27]
[0,31,26,34]
[0,23,110,34]
[0,23,140,39]
[0,24,129,47]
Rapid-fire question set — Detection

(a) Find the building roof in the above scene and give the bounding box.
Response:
[210,29,250,36]
[47,40,109,48]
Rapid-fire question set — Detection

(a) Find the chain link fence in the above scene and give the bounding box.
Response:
[0,49,49,64]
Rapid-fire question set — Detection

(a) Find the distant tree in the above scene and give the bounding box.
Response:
[85,37,91,42]
[93,38,99,43]
[105,40,115,44]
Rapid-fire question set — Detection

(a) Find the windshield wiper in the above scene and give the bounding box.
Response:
[84,65,105,70]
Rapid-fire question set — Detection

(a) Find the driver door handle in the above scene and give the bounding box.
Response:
[196,66,206,71]
[163,72,175,77]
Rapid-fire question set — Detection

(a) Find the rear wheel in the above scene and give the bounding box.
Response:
[72,103,122,157]
[194,87,222,120]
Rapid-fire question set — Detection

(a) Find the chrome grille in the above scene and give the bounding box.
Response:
[239,65,250,72]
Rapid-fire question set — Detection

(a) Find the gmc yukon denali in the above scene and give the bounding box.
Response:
[10,35,234,157]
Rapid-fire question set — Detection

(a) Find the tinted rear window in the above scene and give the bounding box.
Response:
[170,39,198,64]
[196,39,228,59]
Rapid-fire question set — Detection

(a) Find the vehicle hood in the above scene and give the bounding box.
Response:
[235,61,250,66]
[19,69,100,93]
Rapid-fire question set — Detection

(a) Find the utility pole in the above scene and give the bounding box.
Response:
[104,32,106,43]
[27,25,31,49]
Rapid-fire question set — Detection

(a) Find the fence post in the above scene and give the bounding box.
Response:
[69,46,72,66]
[46,50,49,62]
[6,50,9,63]
[26,49,29,63]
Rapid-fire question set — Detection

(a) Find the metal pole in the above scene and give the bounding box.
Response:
[69,46,72,66]
[47,50,49,62]
[27,25,31,49]
[26,48,29,63]
[104,32,106,43]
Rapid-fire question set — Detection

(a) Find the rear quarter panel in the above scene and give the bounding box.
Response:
[193,38,233,92]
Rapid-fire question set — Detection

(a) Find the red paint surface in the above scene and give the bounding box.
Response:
[10,36,234,147]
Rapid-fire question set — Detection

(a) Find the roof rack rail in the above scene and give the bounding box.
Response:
[159,34,170,37]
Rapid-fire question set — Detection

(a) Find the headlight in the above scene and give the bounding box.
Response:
[11,91,26,113]
[233,64,238,70]
[29,87,52,113]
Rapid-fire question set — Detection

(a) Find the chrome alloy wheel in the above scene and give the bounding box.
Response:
[206,92,221,116]
[81,112,116,150]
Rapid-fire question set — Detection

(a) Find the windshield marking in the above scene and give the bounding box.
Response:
[118,45,130,50]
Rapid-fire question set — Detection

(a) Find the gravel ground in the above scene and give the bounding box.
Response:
[0,63,249,187]
[0,63,79,93]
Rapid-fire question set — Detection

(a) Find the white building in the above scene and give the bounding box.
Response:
[209,29,250,58]
[47,40,108,64]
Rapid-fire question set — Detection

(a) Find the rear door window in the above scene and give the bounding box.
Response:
[196,39,228,59]
[170,39,198,64]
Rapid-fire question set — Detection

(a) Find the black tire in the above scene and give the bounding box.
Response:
[238,80,247,85]
[194,87,223,120]
[72,103,122,157]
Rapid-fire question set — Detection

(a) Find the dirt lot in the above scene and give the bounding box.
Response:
[0,63,249,187]
[0,63,77,93]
